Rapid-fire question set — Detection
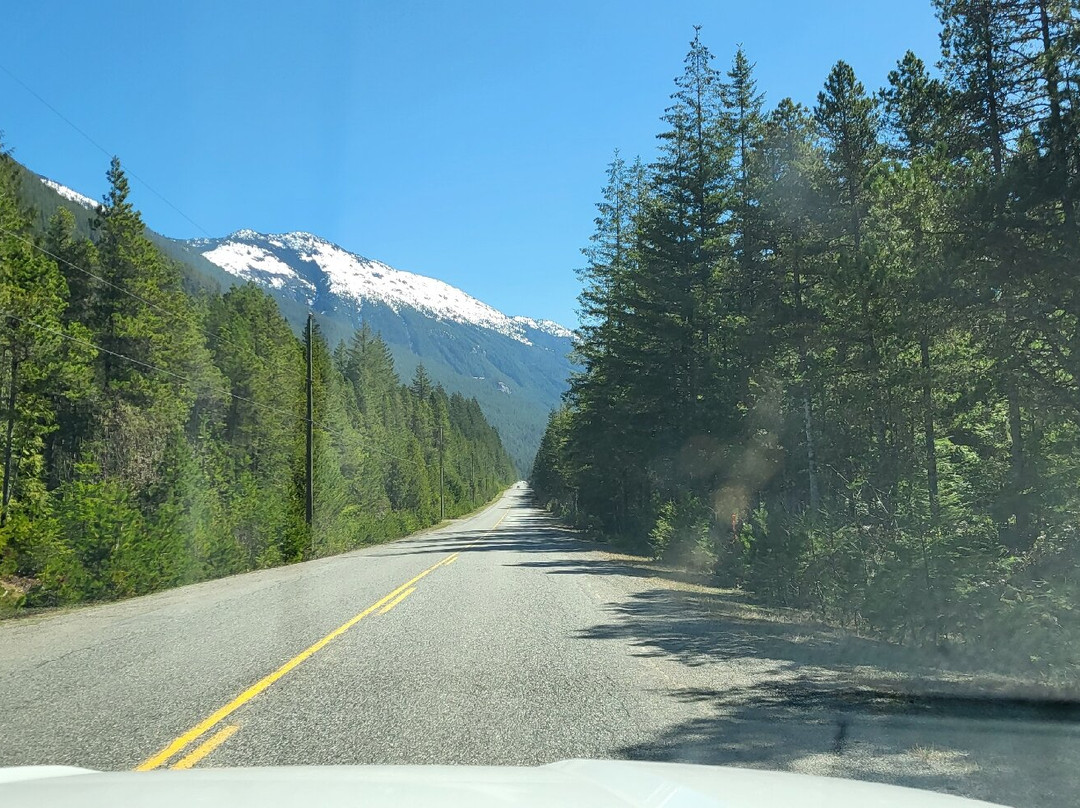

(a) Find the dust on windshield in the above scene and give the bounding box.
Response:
[2,3,1079,807]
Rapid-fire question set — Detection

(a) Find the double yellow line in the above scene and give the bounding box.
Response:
[136,507,509,771]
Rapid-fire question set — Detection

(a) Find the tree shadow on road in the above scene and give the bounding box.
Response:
[521,547,1078,687]
[391,501,1080,804]
[551,566,1080,807]
[372,513,589,558]
[573,584,956,674]
[494,505,1080,807]
[614,675,1079,807]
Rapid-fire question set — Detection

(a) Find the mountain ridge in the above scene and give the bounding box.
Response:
[29,174,574,471]
[190,229,574,343]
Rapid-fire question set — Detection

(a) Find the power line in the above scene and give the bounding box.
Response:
[0,69,447,477]
[0,310,428,470]
[0,63,214,238]
[2,309,307,426]
[2,226,447,474]
[0,225,259,358]
[0,63,261,358]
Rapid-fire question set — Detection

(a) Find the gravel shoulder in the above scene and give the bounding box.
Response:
[554,545,1080,808]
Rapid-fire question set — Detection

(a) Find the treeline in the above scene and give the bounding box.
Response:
[534,3,1080,667]
[0,151,515,610]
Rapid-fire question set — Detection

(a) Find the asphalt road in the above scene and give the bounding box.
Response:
[2,484,1078,807]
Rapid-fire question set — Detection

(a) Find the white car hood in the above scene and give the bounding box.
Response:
[0,759,1004,807]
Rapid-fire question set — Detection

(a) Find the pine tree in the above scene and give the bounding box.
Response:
[934,0,1026,173]
[91,159,203,488]
[410,363,433,400]
[640,26,734,470]
[38,208,103,490]
[568,151,648,531]
[756,98,828,513]
[536,19,1080,655]
[0,149,69,528]
[815,61,881,254]
[720,47,769,404]
[881,51,951,161]
[723,46,766,244]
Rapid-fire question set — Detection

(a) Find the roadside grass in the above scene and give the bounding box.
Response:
[578,539,1078,698]
[0,575,35,618]
[2,488,511,623]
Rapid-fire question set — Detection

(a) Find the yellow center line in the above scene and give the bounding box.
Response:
[378,586,416,614]
[136,498,513,772]
[170,725,239,770]
[463,509,509,548]
[135,550,459,770]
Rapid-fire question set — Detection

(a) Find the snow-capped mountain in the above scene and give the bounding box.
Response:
[39,177,99,210]
[178,230,575,470]
[30,174,575,470]
[193,230,573,345]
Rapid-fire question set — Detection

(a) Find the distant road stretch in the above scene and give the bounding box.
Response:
[1,484,1076,807]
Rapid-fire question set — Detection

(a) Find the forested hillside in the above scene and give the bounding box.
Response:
[0,151,515,610]
[173,229,575,473]
[534,3,1080,670]
[16,168,574,474]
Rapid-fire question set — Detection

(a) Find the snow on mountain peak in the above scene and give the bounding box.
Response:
[39,177,100,210]
[29,176,575,344]
[510,316,576,340]
[229,228,264,241]
[201,239,313,292]
[199,230,572,345]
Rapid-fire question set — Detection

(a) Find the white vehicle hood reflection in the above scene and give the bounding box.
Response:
[0,758,1005,807]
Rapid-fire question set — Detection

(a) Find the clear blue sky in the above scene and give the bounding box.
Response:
[3,0,941,327]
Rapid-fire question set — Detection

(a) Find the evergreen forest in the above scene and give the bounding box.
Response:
[533,2,1080,671]
[0,152,516,610]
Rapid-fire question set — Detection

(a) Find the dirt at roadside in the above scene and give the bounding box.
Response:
[577,546,1080,808]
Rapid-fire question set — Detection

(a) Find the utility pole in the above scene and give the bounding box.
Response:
[305,313,314,531]
[437,424,445,521]
[1,356,18,528]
